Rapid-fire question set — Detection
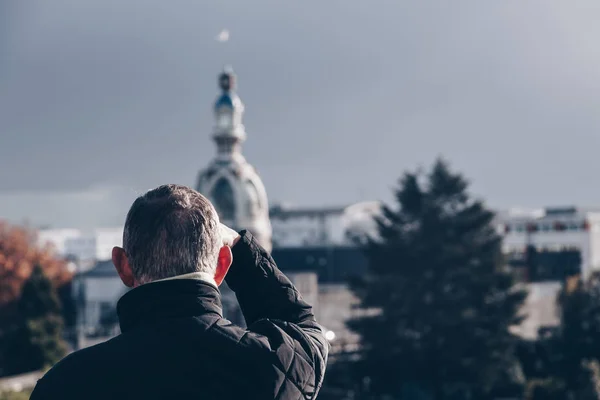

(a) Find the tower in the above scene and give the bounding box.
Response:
[196,67,272,251]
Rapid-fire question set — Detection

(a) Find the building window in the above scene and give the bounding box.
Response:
[583,221,590,231]
[99,302,113,317]
[541,224,551,232]
[554,221,567,231]
[526,223,538,233]
[211,178,235,221]
[515,224,525,233]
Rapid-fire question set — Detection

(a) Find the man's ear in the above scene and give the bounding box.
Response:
[214,246,233,286]
[112,246,135,287]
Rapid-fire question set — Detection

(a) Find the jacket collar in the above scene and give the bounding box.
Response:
[117,279,223,333]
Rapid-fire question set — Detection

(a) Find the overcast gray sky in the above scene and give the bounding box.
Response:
[1,1,600,228]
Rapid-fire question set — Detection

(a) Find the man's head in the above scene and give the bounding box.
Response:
[112,184,232,287]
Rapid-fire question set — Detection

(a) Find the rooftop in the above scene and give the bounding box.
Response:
[79,260,118,278]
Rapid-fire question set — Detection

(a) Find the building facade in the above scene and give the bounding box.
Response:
[270,201,382,248]
[497,206,600,280]
[38,227,123,271]
[72,260,126,338]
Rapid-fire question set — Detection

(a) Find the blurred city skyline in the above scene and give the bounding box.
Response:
[2,1,600,228]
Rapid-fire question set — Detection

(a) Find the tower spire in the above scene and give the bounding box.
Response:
[197,67,272,251]
[213,66,246,160]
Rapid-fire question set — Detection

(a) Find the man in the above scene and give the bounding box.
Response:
[31,184,328,399]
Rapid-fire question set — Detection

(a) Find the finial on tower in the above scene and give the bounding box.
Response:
[218,66,236,92]
[212,66,246,158]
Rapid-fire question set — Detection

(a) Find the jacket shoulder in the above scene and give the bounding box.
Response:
[31,339,117,399]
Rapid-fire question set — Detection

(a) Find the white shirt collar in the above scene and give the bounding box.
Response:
[150,271,218,288]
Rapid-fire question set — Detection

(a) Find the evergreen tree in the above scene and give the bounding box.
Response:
[524,378,567,400]
[559,278,594,395]
[5,265,67,375]
[517,273,600,400]
[546,274,600,399]
[348,159,527,399]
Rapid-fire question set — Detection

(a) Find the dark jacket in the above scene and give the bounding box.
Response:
[31,230,329,399]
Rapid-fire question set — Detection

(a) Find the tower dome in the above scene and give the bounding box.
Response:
[197,67,272,251]
[341,201,383,243]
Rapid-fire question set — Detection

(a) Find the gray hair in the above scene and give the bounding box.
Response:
[123,184,221,284]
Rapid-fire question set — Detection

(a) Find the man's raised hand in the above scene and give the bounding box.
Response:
[219,223,240,248]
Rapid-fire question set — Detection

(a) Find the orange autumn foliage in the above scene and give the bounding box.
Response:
[0,221,72,325]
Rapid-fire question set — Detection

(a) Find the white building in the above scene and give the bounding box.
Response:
[37,228,82,255]
[196,66,272,251]
[73,260,126,337]
[497,206,600,280]
[67,228,123,263]
[270,201,382,248]
[37,227,123,263]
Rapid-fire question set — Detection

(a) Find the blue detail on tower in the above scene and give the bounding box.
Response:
[215,94,234,110]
